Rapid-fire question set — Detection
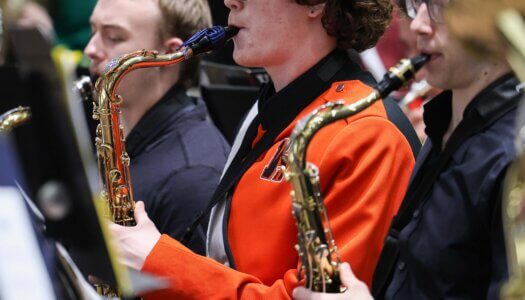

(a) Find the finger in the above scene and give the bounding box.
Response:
[339,262,358,287]
[292,286,314,300]
[133,201,147,224]
[87,275,105,285]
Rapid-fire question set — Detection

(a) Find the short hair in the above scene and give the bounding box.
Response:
[158,0,213,88]
[295,0,393,51]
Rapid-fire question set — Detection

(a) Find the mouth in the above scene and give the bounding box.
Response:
[420,51,440,62]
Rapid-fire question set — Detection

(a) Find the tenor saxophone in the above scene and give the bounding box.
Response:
[92,26,237,295]
[93,26,238,226]
[284,54,429,293]
[0,106,31,132]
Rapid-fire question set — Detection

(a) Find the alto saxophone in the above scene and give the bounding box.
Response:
[0,106,31,132]
[284,54,429,293]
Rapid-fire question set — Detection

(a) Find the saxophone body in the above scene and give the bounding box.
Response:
[284,55,429,293]
[0,106,31,132]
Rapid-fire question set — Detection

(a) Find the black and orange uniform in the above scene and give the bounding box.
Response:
[141,49,418,299]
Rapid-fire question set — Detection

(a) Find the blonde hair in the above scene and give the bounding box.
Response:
[158,0,213,87]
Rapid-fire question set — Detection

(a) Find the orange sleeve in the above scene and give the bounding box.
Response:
[141,114,415,299]
[142,235,298,299]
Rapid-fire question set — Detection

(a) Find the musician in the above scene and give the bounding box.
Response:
[108,0,421,298]
[294,0,522,299]
[84,0,229,254]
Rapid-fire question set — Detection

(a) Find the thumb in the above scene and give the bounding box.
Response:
[133,201,148,224]
[292,286,313,300]
[339,262,357,287]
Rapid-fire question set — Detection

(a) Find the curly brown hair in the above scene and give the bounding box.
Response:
[296,0,393,51]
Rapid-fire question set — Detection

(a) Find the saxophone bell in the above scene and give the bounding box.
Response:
[0,106,31,132]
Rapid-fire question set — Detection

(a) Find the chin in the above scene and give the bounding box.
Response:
[232,51,259,68]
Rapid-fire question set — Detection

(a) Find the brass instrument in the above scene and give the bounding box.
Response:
[284,55,429,293]
[398,79,432,110]
[499,10,525,300]
[92,26,237,294]
[75,75,94,103]
[0,106,31,132]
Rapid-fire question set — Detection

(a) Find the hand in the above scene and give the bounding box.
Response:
[292,263,373,300]
[108,201,161,270]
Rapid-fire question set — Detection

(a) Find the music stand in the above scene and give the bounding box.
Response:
[0,25,123,291]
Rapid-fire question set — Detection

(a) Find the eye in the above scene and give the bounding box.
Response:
[106,34,125,43]
[101,28,128,44]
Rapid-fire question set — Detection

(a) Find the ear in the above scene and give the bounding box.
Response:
[307,3,325,19]
[164,37,184,53]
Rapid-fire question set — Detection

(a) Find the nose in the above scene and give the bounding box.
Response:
[84,34,104,74]
[224,0,243,11]
[409,3,433,35]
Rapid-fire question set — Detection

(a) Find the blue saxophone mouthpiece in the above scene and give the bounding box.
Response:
[182,26,239,55]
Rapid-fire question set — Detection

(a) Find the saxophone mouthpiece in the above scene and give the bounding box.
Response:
[376,53,431,98]
[411,54,431,71]
[182,26,239,56]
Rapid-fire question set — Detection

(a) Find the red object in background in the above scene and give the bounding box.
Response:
[376,15,407,69]
[407,97,424,111]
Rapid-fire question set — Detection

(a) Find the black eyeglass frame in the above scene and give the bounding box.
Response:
[400,0,449,24]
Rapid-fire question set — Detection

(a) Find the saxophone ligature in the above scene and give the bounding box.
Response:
[283,54,429,293]
[0,106,31,132]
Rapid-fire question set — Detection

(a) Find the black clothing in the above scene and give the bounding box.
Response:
[127,85,229,255]
[377,74,522,299]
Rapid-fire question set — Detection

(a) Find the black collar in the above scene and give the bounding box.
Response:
[257,49,375,133]
[126,84,193,158]
[423,73,520,151]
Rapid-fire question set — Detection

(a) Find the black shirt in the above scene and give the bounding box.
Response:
[126,84,229,255]
[384,74,522,299]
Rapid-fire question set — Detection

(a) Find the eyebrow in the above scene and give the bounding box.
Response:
[89,21,127,32]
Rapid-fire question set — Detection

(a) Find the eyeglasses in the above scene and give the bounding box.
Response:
[404,0,449,23]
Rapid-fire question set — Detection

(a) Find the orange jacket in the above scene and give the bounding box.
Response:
[141,80,415,299]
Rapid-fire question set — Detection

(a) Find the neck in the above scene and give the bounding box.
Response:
[119,71,179,137]
[443,63,510,145]
[266,29,336,92]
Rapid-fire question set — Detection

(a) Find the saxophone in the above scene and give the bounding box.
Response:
[92,25,237,295]
[496,8,525,300]
[93,25,238,226]
[0,106,31,132]
[283,54,429,293]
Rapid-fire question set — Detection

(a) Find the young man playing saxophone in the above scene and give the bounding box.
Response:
[294,0,523,299]
[84,0,229,255]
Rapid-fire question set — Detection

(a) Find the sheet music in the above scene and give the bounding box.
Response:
[0,186,55,300]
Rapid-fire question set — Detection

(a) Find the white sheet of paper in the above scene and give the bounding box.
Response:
[0,186,55,300]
